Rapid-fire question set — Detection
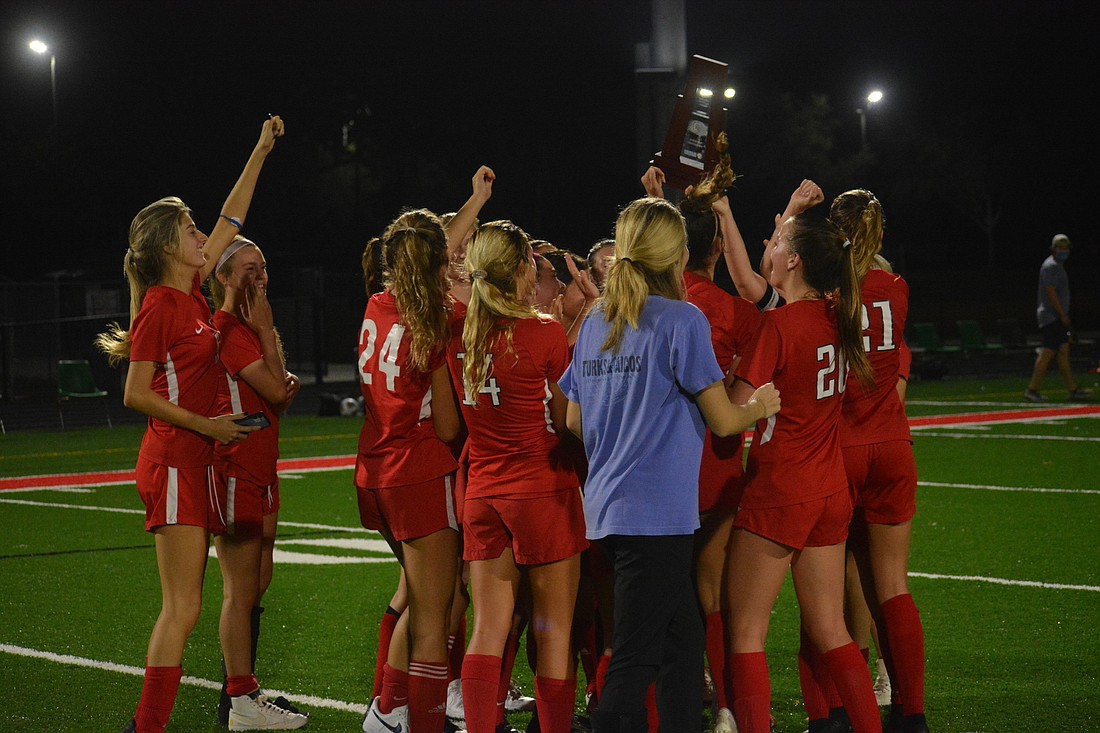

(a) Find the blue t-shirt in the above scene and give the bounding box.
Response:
[560,296,724,539]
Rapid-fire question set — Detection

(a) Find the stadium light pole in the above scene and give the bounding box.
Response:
[29,39,58,132]
[856,89,883,151]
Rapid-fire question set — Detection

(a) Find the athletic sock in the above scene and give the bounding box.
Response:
[134,665,182,733]
[645,682,658,732]
[705,611,731,709]
[372,607,401,699]
[798,635,829,721]
[449,612,467,681]
[595,650,611,700]
[729,651,770,733]
[498,626,521,725]
[534,675,576,733]
[250,606,264,671]
[379,662,409,715]
[226,674,260,697]
[462,654,503,733]
[821,642,878,733]
[881,593,925,716]
[408,659,449,733]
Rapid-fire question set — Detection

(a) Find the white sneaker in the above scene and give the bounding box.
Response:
[229,693,309,730]
[504,678,536,713]
[873,657,892,706]
[363,696,408,733]
[445,678,465,723]
[714,706,738,733]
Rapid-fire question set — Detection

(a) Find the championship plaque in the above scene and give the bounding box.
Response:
[651,55,729,191]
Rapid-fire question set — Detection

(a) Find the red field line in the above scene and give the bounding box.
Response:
[2,405,1097,492]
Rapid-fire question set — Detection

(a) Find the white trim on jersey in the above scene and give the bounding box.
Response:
[444,474,458,531]
[208,466,224,527]
[226,372,244,414]
[226,476,237,526]
[165,352,179,405]
[166,466,179,524]
[542,379,554,433]
[759,414,777,445]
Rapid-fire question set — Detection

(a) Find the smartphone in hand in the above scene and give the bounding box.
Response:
[235,411,271,429]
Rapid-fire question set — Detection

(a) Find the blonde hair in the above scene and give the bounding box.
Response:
[96,196,190,366]
[206,237,287,363]
[462,220,538,402]
[382,209,451,373]
[601,197,687,352]
[829,189,885,282]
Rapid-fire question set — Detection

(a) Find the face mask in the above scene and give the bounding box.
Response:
[1054,251,1070,263]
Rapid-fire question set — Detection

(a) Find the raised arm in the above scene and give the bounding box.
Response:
[713,194,769,303]
[200,116,285,280]
[446,166,495,260]
[697,379,780,437]
[641,166,666,198]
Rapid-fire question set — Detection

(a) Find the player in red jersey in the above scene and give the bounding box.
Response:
[668,146,765,733]
[449,221,588,733]
[726,213,880,733]
[208,237,305,724]
[97,118,304,732]
[360,167,494,733]
[831,190,930,733]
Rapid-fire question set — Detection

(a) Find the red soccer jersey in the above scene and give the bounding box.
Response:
[684,272,764,510]
[841,269,911,447]
[446,315,578,499]
[735,299,848,509]
[355,291,459,488]
[128,273,221,467]
[213,310,280,486]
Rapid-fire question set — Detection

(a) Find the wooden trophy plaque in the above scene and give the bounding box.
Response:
[651,55,729,191]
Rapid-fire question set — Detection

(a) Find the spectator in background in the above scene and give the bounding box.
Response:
[1025,234,1092,403]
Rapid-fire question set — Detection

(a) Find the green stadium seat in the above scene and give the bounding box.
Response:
[911,322,960,353]
[957,320,1005,352]
[57,359,112,430]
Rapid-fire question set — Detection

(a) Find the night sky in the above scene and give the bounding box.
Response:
[2,1,1095,290]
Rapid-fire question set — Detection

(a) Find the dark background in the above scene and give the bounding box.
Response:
[1,0,1096,329]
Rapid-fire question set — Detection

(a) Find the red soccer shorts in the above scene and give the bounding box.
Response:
[357,473,459,542]
[463,489,588,565]
[136,456,225,534]
[735,488,852,550]
[843,440,918,525]
[217,473,279,538]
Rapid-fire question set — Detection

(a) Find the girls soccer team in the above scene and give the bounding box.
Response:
[104,119,926,733]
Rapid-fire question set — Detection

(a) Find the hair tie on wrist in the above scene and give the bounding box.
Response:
[219,214,243,230]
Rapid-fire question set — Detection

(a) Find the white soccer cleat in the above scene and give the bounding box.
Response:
[714,706,738,733]
[504,678,536,713]
[228,692,309,730]
[363,696,409,733]
[873,657,892,707]
[446,678,465,723]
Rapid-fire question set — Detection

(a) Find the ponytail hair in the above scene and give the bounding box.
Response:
[680,132,736,270]
[601,197,687,352]
[362,236,385,296]
[786,213,874,388]
[381,209,451,373]
[828,189,885,282]
[96,196,190,366]
[462,220,539,402]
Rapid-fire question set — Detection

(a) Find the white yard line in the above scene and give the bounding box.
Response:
[0,644,369,715]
